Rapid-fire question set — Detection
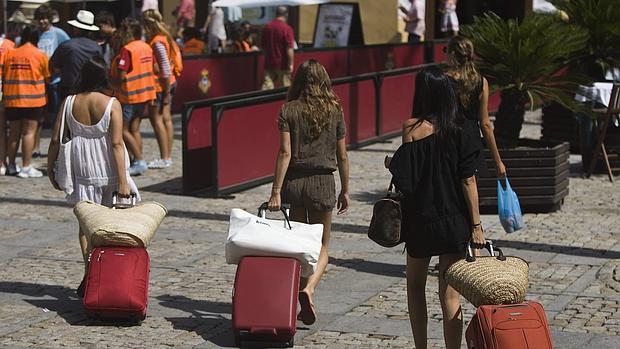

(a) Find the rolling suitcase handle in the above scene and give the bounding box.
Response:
[466,240,506,262]
[257,202,292,229]
[112,191,137,209]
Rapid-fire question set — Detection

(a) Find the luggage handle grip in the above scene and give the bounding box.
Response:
[258,202,292,229]
[466,240,506,262]
[249,327,278,336]
[112,191,137,208]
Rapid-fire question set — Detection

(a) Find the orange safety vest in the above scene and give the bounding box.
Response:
[2,42,49,108]
[182,38,205,56]
[118,40,156,104]
[150,35,177,92]
[171,40,183,79]
[0,38,16,81]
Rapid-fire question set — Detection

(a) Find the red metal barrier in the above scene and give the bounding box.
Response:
[216,100,284,191]
[173,54,259,112]
[433,42,447,63]
[183,106,213,192]
[380,72,417,135]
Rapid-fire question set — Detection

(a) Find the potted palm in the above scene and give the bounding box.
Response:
[461,12,588,212]
[542,0,620,170]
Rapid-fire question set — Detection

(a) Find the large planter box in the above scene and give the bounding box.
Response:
[478,139,570,214]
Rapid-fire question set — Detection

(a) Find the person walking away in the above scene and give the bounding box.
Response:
[143,9,178,169]
[3,26,50,178]
[94,11,117,69]
[47,56,139,297]
[387,67,485,349]
[268,60,349,325]
[33,4,70,158]
[50,10,101,101]
[203,5,227,54]
[0,36,15,175]
[440,0,459,37]
[261,6,295,90]
[445,36,506,178]
[398,0,425,43]
[111,17,156,176]
[181,27,206,56]
[175,0,195,38]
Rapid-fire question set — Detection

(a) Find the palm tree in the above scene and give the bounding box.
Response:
[549,0,620,80]
[461,12,589,147]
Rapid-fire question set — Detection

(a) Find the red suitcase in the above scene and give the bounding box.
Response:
[232,256,300,347]
[466,301,554,349]
[83,247,150,322]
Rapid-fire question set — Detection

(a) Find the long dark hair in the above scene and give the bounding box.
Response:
[411,66,462,145]
[77,56,110,93]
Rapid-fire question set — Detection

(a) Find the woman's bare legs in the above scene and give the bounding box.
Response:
[288,207,332,325]
[439,253,464,349]
[19,119,38,168]
[148,106,169,160]
[7,120,22,166]
[163,103,174,161]
[407,255,431,349]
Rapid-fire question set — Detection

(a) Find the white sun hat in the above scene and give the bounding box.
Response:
[67,10,99,31]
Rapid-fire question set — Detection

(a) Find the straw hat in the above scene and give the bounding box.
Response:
[8,10,31,24]
[67,10,99,31]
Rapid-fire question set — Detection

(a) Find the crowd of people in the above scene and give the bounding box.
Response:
[0,4,183,178]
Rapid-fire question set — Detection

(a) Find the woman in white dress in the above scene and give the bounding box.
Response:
[47,56,139,296]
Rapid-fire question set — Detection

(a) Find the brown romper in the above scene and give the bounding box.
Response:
[277,100,346,212]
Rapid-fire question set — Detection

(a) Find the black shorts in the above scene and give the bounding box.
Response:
[5,107,45,122]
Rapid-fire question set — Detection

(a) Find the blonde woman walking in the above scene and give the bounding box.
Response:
[445,36,506,178]
[268,60,350,326]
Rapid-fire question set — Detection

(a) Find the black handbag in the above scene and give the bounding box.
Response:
[368,181,403,247]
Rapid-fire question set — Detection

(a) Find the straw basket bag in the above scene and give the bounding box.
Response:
[74,194,167,247]
[445,241,529,307]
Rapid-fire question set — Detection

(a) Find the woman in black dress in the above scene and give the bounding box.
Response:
[446,36,506,178]
[389,67,485,349]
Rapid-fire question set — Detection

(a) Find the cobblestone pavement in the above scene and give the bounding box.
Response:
[0,111,618,348]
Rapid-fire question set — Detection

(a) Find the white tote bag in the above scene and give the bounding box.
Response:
[226,205,323,277]
[54,95,73,195]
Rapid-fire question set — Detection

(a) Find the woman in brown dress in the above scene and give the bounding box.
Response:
[268,59,350,326]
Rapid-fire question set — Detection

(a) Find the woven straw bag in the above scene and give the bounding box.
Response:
[74,197,167,248]
[445,241,529,307]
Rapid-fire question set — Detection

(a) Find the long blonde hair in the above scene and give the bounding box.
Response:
[287,60,342,139]
[446,36,481,107]
[142,9,177,56]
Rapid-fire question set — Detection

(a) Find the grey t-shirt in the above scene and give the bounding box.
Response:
[278,100,346,172]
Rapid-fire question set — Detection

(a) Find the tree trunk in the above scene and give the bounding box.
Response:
[494,88,528,148]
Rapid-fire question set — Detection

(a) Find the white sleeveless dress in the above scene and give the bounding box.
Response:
[65,95,140,207]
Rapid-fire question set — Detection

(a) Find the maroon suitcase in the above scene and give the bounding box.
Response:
[465,301,554,349]
[83,247,150,322]
[232,256,300,347]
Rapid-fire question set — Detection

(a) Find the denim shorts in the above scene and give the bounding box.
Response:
[122,102,148,122]
[155,82,177,108]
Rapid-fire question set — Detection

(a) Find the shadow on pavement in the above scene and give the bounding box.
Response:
[140,177,184,195]
[3,197,619,260]
[156,294,235,347]
[329,257,405,277]
[0,281,87,325]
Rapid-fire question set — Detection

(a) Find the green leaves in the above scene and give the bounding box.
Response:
[549,0,620,79]
[461,12,589,113]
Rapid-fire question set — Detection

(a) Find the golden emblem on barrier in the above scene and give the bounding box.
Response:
[198,69,211,95]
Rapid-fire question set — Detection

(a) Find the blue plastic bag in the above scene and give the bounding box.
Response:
[497,177,524,233]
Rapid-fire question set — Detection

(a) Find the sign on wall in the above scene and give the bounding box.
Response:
[313,4,354,48]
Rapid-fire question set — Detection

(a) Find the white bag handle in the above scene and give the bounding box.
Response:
[58,95,71,144]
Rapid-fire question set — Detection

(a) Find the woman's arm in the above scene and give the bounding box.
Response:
[109,99,131,197]
[268,131,291,211]
[479,77,506,178]
[336,138,349,214]
[461,175,485,246]
[47,99,66,190]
